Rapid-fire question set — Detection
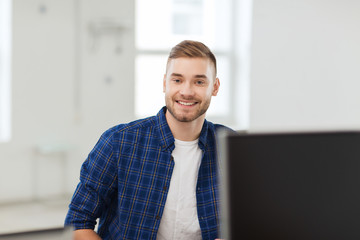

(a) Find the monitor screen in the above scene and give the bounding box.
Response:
[219,131,360,240]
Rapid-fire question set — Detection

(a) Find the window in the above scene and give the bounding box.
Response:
[0,0,12,142]
[135,0,234,125]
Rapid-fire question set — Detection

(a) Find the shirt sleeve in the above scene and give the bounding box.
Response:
[65,130,118,230]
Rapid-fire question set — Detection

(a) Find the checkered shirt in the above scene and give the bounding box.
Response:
[65,107,229,239]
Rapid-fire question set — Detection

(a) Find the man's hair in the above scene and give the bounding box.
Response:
[166,40,217,75]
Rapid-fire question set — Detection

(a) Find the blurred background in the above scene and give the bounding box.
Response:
[0,0,360,235]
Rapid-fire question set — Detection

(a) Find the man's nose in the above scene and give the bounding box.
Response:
[179,82,194,96]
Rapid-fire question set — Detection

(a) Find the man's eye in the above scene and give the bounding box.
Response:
[173,79,181,83]
[196,80,205,85]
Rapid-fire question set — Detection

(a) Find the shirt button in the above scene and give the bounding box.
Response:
[156,215,161,220]
[163,186,168,191]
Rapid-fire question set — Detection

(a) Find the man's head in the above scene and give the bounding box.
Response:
[163,40,220,124]
[166,40,217,77]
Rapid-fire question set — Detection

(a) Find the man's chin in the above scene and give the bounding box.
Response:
[172,114,195,122]
[166,104,207,123]
[168,110,197,123]
[171,110,206,123]
[176,117,195,122]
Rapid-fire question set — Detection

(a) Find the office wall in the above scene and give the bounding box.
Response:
[249,0,360,132]
[2,0,360,204]
[0,0,134,203]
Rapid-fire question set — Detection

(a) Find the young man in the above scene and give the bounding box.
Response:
[65,40,232,240]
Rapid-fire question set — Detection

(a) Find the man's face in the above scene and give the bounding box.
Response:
[163,57,220,123]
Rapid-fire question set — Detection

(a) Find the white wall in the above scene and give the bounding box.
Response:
[0,0,134,203]
[249,0,360,132]
[2,0,360,203]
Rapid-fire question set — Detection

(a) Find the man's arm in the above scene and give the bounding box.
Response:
[65,130,118,233]
[74,229,102,240]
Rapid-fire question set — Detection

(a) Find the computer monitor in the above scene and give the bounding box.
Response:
[219,131,360,240]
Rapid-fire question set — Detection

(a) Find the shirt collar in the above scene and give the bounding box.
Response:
[198,119,209,151]
[157,107,175,152]
[156,106,209,152]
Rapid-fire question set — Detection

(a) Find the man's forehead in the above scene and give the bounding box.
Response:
[166,57,215,76]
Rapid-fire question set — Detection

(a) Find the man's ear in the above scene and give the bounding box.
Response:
[212,77,220,96]
[163,74,167,93]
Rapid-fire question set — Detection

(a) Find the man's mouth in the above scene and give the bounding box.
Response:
[177,101,197,106]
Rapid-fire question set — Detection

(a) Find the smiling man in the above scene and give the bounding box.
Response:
[65,40,233,240]
[163,43,220,140]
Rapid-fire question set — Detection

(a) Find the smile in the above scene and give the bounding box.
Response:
[177,101,197,106]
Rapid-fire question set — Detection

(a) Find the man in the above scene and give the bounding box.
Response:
[65,40,232,240]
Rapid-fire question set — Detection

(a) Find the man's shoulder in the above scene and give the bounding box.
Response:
[201,121,236,148]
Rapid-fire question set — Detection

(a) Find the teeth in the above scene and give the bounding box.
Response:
[179,101,195,106]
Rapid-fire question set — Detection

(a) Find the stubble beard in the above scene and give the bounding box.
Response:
[165,97,211,123]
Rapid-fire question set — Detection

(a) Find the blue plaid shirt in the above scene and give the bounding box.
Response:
[65,107,230,240]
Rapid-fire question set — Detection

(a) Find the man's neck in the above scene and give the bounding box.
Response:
[165,111,205,141]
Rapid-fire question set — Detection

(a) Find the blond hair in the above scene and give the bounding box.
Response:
[166,40,217,75]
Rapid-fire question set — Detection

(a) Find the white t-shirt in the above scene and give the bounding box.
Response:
[156,138,203,240]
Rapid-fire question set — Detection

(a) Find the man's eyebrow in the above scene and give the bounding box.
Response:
[170,73,208,79]
[170,73,183,77]
[194,74,208,79]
